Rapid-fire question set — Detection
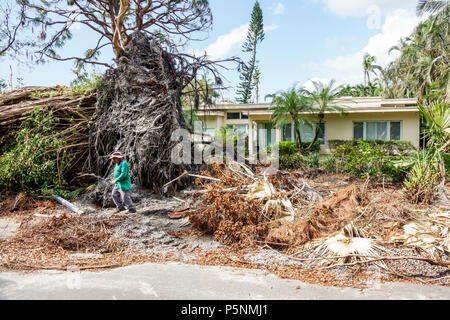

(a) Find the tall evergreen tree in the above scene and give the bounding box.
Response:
[236,1,265,104]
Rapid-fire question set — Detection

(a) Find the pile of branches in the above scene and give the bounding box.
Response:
[0,86,96,175]
[187,162,323,245]
[33,213,126,253]
[0,209,134,271]
[0,212,127,266]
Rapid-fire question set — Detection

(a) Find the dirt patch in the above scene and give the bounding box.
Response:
[0,218,21,240]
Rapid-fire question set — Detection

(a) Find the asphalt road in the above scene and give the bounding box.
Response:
[0,261,449,300]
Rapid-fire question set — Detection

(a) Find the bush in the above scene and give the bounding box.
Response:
[443,153,450,177]
[278,141,320,155]
[278,141,298,156]
[279,153,307,170]
[302,141,321,153]
[380,157,412,182]
[404,149,443,204]
[333,141,386,178]
[328,139,415,156]
[321,155,338,173]
[0,108,73,195]
[307,152,321,168]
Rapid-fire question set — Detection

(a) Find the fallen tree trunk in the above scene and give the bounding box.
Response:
[0,86,97,175]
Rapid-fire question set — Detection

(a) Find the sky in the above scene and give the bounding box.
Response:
[0,0,424,102]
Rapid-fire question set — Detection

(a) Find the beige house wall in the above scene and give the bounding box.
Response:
[322,111,420,151]
[196,100,421,154]
[201,116,221,130]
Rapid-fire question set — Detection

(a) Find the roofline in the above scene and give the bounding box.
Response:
[196,97,418,114]
[207,97,418,110]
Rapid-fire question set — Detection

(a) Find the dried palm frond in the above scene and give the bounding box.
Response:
[263,198,297,224]
[390,219,449,259]
[310,223,387,267]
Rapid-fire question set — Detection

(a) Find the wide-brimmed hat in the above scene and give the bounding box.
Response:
[110,152,124,159]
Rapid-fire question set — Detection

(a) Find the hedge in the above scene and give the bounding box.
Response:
[327,139,415,156]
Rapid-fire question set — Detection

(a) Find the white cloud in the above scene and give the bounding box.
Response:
[273,2,285,15]
[192,24,279,60]
[192,24,249,59]
[265,24,279,32]
[313,0,415,17]
[320,9,422,85]
[302,77,332,91]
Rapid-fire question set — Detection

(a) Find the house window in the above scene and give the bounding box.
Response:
[202,127,216,134]
[231,124,248,135]
[353,121,401,141]
[282,123,292,141]
[282,123,325,144]
[227,112,248,120]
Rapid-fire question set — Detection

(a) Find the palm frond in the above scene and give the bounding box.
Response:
[417,0,449,16]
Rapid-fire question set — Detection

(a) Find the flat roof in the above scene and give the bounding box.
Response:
[197,97,418,114]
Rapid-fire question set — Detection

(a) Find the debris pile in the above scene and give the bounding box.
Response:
[0,210,127,270]
[187,162,323,245]
[185,162,449,283]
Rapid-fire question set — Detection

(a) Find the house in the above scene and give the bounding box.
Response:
[196,97,420,154]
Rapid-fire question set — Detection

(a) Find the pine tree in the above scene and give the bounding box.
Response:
[236,1,265,104]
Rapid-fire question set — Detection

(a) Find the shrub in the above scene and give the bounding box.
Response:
[278,141,298,155]
[322,155,338,173]
[404,149,443,204]
[443,153,450,177]
[0,108,73,194]
[279,153,307,170]
[328,139,415,156]
[333,140,386,178]
[278,141,320,155]
[209,127,249,160]
[307,152,321,168]
[303,141,321,153]
[380,157,412,182]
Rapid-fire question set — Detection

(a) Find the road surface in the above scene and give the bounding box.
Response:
[0,261,449,300]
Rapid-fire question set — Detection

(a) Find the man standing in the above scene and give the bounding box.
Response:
[110,152,136,213]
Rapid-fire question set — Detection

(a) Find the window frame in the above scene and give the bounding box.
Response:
[226,112,249,120]
[353,121,402,141]
[283,122,326,145]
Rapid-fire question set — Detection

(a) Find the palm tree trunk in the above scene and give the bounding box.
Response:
[308,117,322,150]
[294,124,302,148]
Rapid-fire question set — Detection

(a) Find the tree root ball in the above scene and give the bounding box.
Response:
[87,32,189,205]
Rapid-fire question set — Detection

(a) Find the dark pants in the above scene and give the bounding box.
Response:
[112,188,135,210]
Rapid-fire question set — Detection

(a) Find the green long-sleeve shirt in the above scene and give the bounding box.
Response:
[113,160,131,190]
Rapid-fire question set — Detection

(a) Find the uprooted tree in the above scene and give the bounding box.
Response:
[3,0,238,202]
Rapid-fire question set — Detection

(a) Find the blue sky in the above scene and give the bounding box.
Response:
[0,0,422,102]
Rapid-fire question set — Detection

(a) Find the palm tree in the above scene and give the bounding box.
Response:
[302,79,345,148]
[362,53,382,85]
[266,87,313,148]
[383,13,448,102]
[416,0,449,16]
[419,100,450,151]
